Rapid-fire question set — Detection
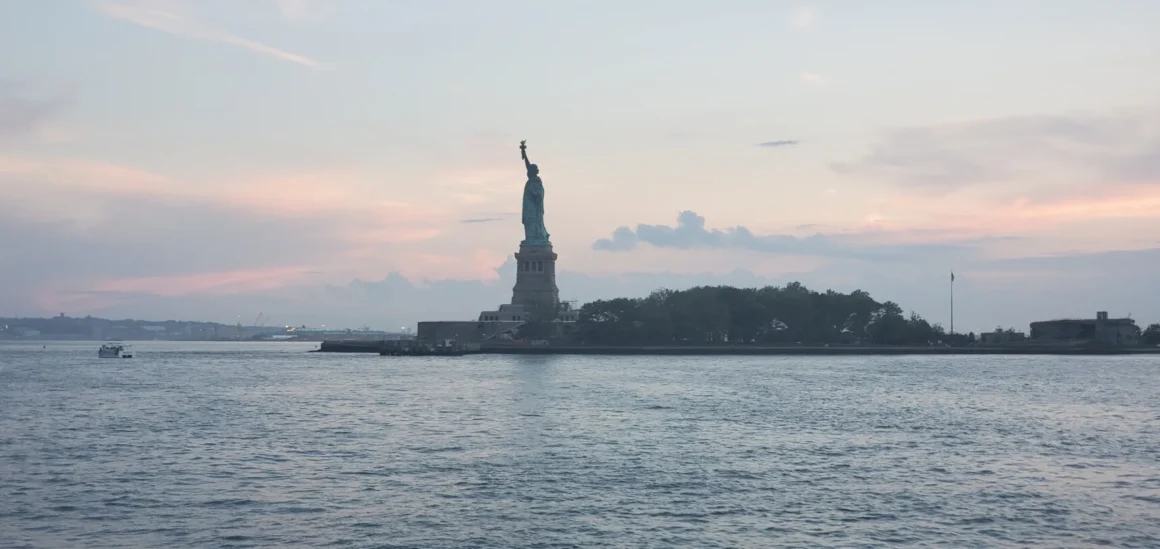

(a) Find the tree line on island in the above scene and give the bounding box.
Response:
[570,283,948,346]
[523,283,1160,346]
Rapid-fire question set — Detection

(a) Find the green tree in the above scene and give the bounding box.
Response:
[518,301,562,341]
[576,284,952,346]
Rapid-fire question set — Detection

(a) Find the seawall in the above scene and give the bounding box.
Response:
[314,340,384,353]
[315,339,1160,355]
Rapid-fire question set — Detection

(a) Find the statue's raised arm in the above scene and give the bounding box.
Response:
[520,140,532,171]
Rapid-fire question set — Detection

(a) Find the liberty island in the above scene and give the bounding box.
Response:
[316,142,1160,355]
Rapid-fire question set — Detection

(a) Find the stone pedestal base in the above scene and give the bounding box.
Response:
[511,242,559,315]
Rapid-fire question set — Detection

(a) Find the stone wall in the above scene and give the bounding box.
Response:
[417,320,523,346]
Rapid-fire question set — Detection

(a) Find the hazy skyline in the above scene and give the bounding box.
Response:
[2,0,1159,331]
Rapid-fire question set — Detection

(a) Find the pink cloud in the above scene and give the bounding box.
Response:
[854,183,1160,239]
[727,183,1160,264]
[345,227,442,246]
[223,183,438,223]
[90,266,317,297]
[398,249,507,281]
[0,156,174,193]
[33,267,322,315]
[2,156,442,233]
[431,164,525,207]
[1003,185,1160,223]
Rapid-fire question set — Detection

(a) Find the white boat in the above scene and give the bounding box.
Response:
[98,344,133,358]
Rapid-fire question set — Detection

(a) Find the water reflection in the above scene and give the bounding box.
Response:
[512,355,559,438]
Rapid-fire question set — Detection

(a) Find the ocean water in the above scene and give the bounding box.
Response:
[1,342,1158,548]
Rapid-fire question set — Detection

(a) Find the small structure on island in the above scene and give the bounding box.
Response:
[979,328,1026,345]
[1029,311,1139,346]
[416,141,578,349]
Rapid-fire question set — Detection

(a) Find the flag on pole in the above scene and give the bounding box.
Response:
[951,272,955,282]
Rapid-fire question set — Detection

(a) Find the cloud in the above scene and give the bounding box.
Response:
[91,0,324,69]
[0,193,342,282]
[831,108,1160,190]
[790,7,815,28]
[1,156,446,244]
[0,156,174,194]
[757,140,799,148]
[799,72,826,87]
[593,227,639,251]
[0,189,446,318]
[0,82,64,140]
[843,179,1160,244]
[460,217,502,224]
[93,267,319,297]
[275,0,312,21]
[593,211,981,260]
[212,172,439,222]
[0,155,454,318]
[1004,185,1160,224]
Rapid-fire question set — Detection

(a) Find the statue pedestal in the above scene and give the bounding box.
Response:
[511,242,560,315]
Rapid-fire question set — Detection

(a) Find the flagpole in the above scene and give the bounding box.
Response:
[950,271,955,335]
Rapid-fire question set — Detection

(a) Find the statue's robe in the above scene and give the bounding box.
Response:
[522,175,549,244]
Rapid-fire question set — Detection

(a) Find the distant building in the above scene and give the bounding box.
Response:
[476,301,578,324]
[980,329,1026,345]
[477,303,529,323]
[1030,311,1138,345]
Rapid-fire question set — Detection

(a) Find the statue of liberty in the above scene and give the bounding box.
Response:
[519,140,550,244]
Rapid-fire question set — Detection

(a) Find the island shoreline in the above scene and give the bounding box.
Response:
[472,346,1160,356]
[315,340,1160,355]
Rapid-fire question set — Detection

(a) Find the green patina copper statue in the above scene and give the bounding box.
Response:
[520,140,550,245]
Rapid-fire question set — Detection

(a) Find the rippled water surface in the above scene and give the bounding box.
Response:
[2,342,1159,548]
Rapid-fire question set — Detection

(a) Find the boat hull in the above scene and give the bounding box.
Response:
[98,344,127,358]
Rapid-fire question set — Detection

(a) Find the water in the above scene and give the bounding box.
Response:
[1,342,1159,548]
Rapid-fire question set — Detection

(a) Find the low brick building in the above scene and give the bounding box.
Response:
[1029,311,1139,345]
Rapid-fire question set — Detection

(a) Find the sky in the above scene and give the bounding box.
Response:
[2,0,1159,332]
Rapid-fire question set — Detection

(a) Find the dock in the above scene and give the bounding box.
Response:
[313,340,384,353]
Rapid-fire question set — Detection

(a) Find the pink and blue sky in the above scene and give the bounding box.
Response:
[2,0,1159,331]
